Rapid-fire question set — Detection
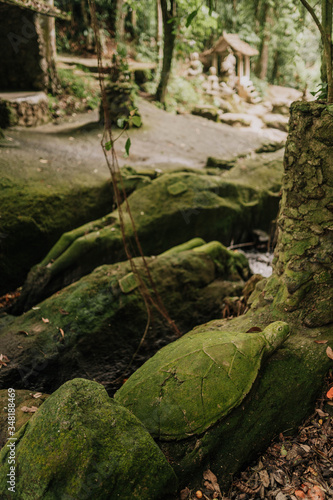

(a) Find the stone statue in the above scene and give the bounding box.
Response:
[204,66,220,95]
[220,48,237,89]
[187,52,203,77]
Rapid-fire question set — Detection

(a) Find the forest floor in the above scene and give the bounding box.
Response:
[183,379,333,500]
[0,97,286,188]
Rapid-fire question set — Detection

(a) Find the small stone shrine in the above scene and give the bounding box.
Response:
[200,32,260,103]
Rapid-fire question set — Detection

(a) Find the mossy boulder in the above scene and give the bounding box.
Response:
[0,240,249,393]
[0,378,177,499]
[0,167,151,295]
[15,156,282,311]
[0,389,48,449]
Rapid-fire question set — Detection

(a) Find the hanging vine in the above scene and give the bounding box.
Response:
[88,0,181,379]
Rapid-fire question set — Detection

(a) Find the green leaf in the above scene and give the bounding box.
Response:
[280,445,288,457]
[186,9,199,27]
[105,140,113,151]
[131,115,142,127]
[124,137,131,157]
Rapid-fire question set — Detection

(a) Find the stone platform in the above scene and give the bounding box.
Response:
[0,91,50,128]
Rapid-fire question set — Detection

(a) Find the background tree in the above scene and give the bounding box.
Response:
[155,0,177,104]
[299,0,333,101]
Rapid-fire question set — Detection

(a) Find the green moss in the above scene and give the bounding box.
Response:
[57,68,100,110]
[0,243,249,392]
[115,322,289,439]
[18,166,282,308]
[0,379,177,499]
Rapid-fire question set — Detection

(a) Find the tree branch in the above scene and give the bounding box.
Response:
[298,0,326,41]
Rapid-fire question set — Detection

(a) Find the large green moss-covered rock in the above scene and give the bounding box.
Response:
[0,378,177,499]
[0,240,249,393]
[115,321,289,439]
[0,167,151,295]
[14,157,282,311]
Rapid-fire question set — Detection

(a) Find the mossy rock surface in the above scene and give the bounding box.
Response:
[0,389,48,449]
[0,241,249,394]
[115,322,289,439]
[15,159,282,310]
[0,378,177,499]
[0,167,151,295]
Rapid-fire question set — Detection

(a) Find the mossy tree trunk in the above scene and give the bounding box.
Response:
[258,101,333,327]
[155,0,177,105]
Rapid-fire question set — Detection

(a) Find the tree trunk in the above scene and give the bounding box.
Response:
[38,0,58,94]
[257,101,333,327]
[81,0,93,50]
[270,49,280,83]
[155,0,177,104]
[321,0,333,101]
[255,2,270,80]
[116,0,125,41]
[156,0,163,68]
[300,0,333,102]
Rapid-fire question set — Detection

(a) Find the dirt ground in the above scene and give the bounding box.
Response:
[0,98,286,188]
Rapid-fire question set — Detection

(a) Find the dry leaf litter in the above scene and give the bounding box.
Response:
[180,370,333,500]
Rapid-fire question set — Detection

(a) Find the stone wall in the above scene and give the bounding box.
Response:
[0,5,48,90]
[0,92,50,127]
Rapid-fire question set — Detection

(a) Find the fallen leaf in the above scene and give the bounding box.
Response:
[39,159,48,164]
[316,408,329,417]
[59,328,65,338]
[326,387,333,399]
[180,487,190,500]
[203,469,222,496]
[42,317,50,323]
[299,444,311,453]
[303,483,325,500]
[0,354,10,367]
[59,308,69,315]
[326,346,333,360]
[314,340,328,344]
[21,406,38,413]
[17,330,29,336]
[259,469,270,488]
[281,444,288,457]
[295,491,306,499]
[32,392,43,399]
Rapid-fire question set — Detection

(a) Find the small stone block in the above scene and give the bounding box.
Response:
[167,182,188,196]
[119,272,139,294]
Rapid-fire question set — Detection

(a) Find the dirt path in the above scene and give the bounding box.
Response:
[0,98,283,187]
